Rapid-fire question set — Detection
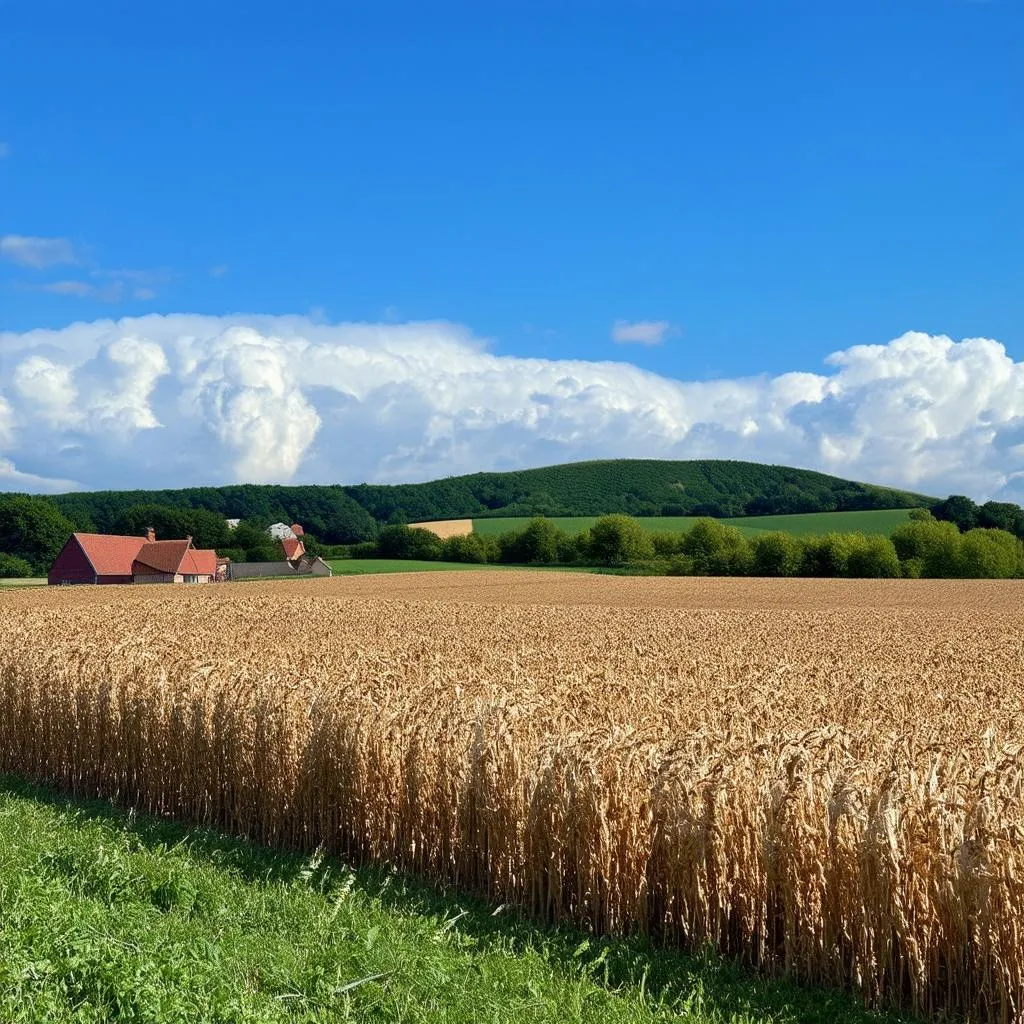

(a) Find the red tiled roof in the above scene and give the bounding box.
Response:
[74,533,147,576]
[69,533,217,579]
[132,539,193,575]
[185,548,217,577]
[281,538,305,559]
[290,523,305,537]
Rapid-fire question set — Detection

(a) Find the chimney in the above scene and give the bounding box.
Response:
[144,526,156,543]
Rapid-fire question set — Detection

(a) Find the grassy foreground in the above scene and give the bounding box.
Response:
[0,777,912,1024]
[471,509,916,538]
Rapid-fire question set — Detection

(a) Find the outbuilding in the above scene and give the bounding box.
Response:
[48,529,219,585]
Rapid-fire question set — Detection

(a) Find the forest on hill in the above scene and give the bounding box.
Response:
[1,461,1021,577]
[39,460,932,545]
[346,459,932,522]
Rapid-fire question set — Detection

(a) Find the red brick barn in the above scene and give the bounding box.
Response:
[132,539,218,584]
[48,530,219,585]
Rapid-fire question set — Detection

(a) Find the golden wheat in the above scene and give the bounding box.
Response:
[406,519,474,538]
[1,572,1022,1020]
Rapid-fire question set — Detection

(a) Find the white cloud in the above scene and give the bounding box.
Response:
[176,325,320,483]
[0,234,77,269]
[12,356,78,428]
[0,315,1023,501]
[35,272,163,303]
[209,264,229,278]
[0,458,77,493]
[0,395,13,447]
[86,335,170,431]
[0,142,10,159]
[39,279,126,302]
[610,319,676,346]
[40,280,96,298]
[4,232,167,297]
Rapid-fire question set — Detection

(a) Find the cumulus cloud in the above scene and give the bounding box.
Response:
[610,319,676,346]
[0,395,13,447]
[177,326,320,482]
[0,314,1022,501]
[12,356,78,428]
[0,234,77,269]
[86,335,170,431]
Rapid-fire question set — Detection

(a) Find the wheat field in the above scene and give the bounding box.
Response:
[1,573,1022,1020]
[406,518,474,538]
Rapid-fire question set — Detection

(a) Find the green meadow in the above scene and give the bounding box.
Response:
[0,776,915,1024]
[470,509,917,538]
[326,559,591,576]
[327,559,519,575]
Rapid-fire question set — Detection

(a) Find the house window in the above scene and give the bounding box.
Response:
[184,574,198,583]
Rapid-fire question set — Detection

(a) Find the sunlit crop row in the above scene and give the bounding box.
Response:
[2,573,1022,1020]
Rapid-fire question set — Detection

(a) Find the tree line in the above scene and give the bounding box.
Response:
[3,488,1024,580]
[51,485,377,545]
[37,459,933,545]
[0,497,301,576]
[348,511,1024,579]
[931,494,1024,537]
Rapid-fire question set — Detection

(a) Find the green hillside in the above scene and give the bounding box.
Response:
[44,459,935,546]
[471,508,917,538]
[349,459,933,523]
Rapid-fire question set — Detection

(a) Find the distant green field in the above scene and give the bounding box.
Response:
[472,508,918,538]
[327,559,591,576]
[717,509,919,537]
[327,558,503,575]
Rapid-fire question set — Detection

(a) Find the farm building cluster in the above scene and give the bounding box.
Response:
[48,522,331,586]
[226,522,332,580]
[48,528,223,586]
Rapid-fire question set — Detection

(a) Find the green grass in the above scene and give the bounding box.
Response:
[327,559,592,576]
[0,577,47,588]
[722,510,918,537]
[471,509,917,539]
[327,559,521,575]
[0,775,914,1024]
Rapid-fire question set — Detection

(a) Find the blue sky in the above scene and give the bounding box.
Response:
[1,1,1023,496]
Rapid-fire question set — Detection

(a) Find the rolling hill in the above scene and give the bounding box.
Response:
[47,460,936,544]
[346,459,934,523]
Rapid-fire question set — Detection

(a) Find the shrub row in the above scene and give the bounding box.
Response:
[336,513,1024,579]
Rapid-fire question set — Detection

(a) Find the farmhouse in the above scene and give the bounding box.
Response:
[48,529,220,585]
[225,520,307,561]
[268,522,304,542]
